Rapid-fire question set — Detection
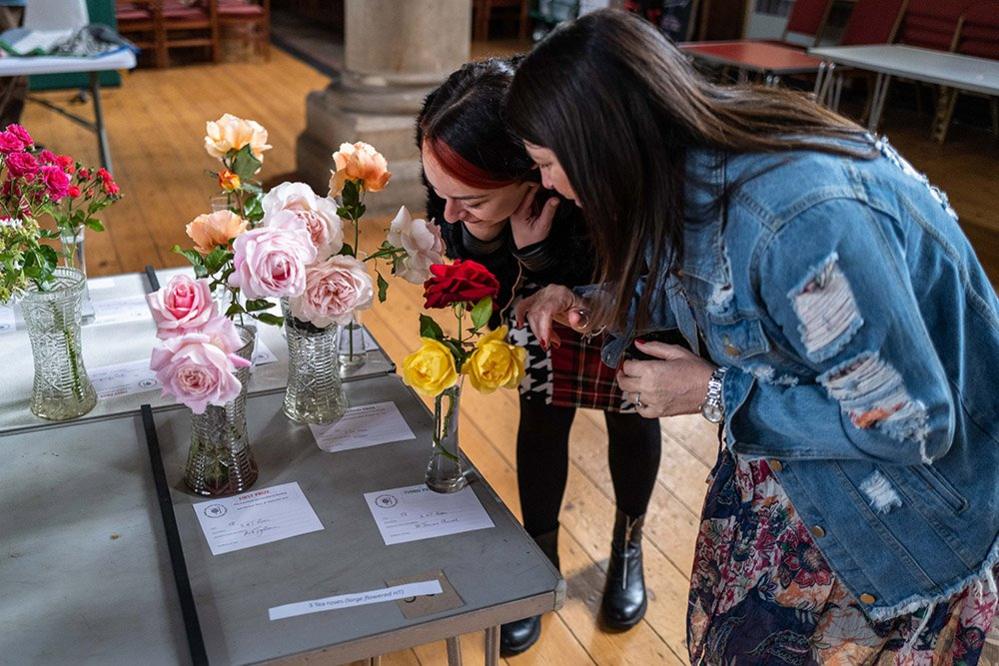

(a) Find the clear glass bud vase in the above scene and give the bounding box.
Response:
[425,381,467,493]
[58,225,95,324]
[184,326,258,496]
[22,267,97,420]
[337,311,367,370]
[281,299,348,424]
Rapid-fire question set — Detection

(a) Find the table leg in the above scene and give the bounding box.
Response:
[364,657,381,666]
[737,68,748,84]
[484,626,500,666]
[814,61,828,103]
[446,636,462,666]
[867,72,892,134]
[833,72,844,112]
[89,72,112,173]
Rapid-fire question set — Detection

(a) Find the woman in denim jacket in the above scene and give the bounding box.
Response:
[507,10,999,664]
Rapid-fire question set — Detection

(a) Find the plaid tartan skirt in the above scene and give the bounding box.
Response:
[506,309,635,413]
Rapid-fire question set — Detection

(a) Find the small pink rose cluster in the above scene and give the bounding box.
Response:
[147,275,250,414]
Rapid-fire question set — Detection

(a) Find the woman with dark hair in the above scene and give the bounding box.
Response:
[416,57,666,655]
[507,10,999,665]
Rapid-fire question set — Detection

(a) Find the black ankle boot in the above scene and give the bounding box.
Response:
[500,528,560,656]
[600,510,647,631]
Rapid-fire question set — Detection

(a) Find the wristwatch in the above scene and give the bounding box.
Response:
[700,367,727,424]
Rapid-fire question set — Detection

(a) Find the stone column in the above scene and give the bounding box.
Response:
[296,0,471,214]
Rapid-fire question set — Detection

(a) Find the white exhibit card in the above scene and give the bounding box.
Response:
[309,401,416,453]
[268,580,443,621]
[193,482,324,556]
[0,305,14,334]
[92,294,152,325]
[364,484,495,546]
[90,358,159,399]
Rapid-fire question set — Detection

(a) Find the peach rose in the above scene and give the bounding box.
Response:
[204,113,272,162]
[218,169,240,192]
[328,141,391,196]
[186,210,248,255]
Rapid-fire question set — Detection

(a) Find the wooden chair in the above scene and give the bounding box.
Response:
[217,0,270,60]
[933,0,999,142]
[473,0,529,42]
[115,0,166,67]
[161,0,220,65]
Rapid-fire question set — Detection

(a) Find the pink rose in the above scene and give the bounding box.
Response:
[289,255,374,328]
[6,124,32,148]
[262,182,343,258]
[0,132,22,154]
[6,151,38,178]
[146,275,216,338]
[197,315,249,354]
[37,149,57,164]
[150,330,251,414]
[228,226,317,299]
[386,206,445,284]
[40,165,70,201]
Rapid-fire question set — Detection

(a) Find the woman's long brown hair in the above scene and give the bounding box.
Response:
[504,9,872,332]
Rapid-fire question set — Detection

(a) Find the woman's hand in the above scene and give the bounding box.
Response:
[616,340,717,419]
[510,184,560,249]
[514,284,592,349]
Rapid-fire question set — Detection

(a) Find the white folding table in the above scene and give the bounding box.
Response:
[0,49,137,171]
[810,45,999,139]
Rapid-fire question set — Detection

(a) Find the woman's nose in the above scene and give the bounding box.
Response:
[443,198,464,223]
[540,172,554,191]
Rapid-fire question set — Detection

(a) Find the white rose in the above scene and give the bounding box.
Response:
[387,206,445,284]
[262,182,344,258]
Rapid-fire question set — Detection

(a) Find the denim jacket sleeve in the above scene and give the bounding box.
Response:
[725,198,955,466]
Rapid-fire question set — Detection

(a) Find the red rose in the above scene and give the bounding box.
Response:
[68,185,81,198]
[422,259,500,309]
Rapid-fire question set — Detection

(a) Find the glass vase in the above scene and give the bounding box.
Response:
[184,326,258,496]
[281,299,348,424]
[22,267,97,420]
[425,382,467,493]
[58,225,95,324]
[337,311,367,370]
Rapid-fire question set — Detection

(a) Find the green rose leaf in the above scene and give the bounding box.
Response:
[419,314,443,341]
[230,145,262,181]
[255,312,284,327]
[376,271,389,303]
[470,296,493,330]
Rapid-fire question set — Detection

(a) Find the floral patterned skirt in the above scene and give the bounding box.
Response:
[687,449,998,665]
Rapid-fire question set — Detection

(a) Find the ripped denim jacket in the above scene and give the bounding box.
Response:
[600,139,999,621]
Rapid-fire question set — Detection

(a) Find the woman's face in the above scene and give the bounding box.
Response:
[524,142,578,204]
[422,147,532,234]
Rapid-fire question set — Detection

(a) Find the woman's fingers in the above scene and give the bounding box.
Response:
[511,183,540,222]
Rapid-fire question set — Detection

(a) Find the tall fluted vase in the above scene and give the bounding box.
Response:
[184,325,258,496]
[281,299,348,424]
[21,267,97,420]
[425,381,467,493]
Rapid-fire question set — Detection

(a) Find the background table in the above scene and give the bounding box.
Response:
[680,40,826,86]
[810,45,999,137]
[0,267,394,435]
[0,49,137,170]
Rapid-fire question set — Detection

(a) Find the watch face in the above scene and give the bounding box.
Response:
[703,403,724,424]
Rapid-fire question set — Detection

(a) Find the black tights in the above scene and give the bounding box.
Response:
[515,394,662,538]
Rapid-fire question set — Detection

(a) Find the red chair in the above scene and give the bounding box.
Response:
[161,0,219,65]
[779,0,835,47]
[115,0,166,67]
[217,0,270,60]
[895,0,973,51]
[839,0,908,46]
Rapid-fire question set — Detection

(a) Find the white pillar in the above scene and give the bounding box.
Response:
[296,0,472,214]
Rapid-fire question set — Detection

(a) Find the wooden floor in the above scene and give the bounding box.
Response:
[21,46,999,666]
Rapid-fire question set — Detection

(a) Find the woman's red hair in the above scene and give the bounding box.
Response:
[423,136,518,190]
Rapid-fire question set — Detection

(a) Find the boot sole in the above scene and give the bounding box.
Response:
[598,597,648,632]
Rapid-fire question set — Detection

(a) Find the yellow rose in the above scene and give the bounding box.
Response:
[463,326,526,393]
[204,113,272,162]
[328,141,392,196]
[402,338,459,396]
[218,169,241,192]
[185,210,248,255]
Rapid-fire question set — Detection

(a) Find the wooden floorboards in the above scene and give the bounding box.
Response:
[21,45,998,666]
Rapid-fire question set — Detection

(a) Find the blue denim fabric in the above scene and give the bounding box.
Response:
[601,136,999,621]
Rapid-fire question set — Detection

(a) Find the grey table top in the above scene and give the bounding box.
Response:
[1,267,394,435]
[0,412,189,666]
[809,44,999,96]
[155,376,564,665]
[0,49,137,76]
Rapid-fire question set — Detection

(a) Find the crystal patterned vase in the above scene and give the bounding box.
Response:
[22,267,97,420]
[425,381,467,493]
[184,326,258,496]
[281,299,348,424]
[337,311,367,370]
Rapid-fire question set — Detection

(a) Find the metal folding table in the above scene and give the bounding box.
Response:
[680,40,827,87]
